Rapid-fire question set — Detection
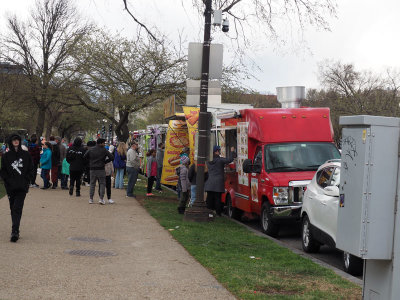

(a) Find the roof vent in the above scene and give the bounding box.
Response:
[276,86,305,108]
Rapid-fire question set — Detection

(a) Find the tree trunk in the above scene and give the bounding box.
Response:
[36,107,46,137]
[115,119,130,143]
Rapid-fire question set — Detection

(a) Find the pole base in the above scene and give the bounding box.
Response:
[184,206,215,222]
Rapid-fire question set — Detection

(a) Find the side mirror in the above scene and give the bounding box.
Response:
[243,159,261,174]
[323,186,339,197]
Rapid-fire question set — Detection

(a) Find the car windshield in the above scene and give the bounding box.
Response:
[264,142,340,172]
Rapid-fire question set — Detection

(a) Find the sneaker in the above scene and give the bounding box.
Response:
[85,183,90,187]
[33,183,39,188]
[99,199,106,205]
[29,184,34,188]
[89,199,94,204]
[108,199,115,204]
[146,193,154,196]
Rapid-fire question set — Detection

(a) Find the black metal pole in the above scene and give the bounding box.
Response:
[184,0,214,222]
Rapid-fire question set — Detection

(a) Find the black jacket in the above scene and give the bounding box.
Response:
[188,164,208,185]
[66,143,87,172]
[83,145,114,170]
[204,152,236,193]
[0,134,34,193]
[50,141,60,167]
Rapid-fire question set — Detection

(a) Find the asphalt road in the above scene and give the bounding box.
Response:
[239,218,363,280]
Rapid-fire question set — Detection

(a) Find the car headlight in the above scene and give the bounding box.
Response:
[273,187,289,205]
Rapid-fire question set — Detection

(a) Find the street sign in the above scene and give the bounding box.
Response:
[187,43,223,80]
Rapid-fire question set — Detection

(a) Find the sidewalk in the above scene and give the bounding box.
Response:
[0,186,234,300]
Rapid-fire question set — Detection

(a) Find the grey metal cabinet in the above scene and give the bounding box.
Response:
[337,115,400,260]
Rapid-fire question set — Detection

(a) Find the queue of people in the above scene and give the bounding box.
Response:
[0,130,234,243]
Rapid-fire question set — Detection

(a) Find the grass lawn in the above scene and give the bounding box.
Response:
[135,176,362,299]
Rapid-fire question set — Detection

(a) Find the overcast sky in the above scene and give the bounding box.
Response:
[1,0,399,94]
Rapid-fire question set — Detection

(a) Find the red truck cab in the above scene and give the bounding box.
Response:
[221,108,340,237]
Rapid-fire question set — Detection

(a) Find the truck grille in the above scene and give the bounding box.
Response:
[289,186,306,203]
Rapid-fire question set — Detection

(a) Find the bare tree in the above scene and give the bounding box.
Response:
[0,0,92,136]
[70,30,186,142]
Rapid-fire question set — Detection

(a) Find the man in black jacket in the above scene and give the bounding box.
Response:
[49,136,60,189]
[205,145,236,216]
[66,137,86,197]
[83,138,114,205]
[0,134,34,242]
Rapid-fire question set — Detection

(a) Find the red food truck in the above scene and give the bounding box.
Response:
[218,88,340,237]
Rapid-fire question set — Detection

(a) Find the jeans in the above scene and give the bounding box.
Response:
[155,166,163,190]
[61,174,69,188]
[41,169,50,188]
[126,167,139,197]
[69,170,82,193]
[8,190,27,234]
[190,185,196,205]
[90,170,106,200]
[51,166,58,185]
[115,168,125,189]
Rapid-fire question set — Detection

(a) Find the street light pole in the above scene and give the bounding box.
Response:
[184,0,214,222]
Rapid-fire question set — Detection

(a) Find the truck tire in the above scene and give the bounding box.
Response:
[343,251,363,276]
[301,215,320,253]
[226,195,242,220]
[260,202,279,237]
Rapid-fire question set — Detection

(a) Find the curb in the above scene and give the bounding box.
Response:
[227,216,363,287]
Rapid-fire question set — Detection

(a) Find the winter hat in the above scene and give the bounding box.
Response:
[180,155,190,165]
[213,145,221,153]
[8,133,22,148]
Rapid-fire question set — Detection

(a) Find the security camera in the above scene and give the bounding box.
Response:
[222,18,229,33]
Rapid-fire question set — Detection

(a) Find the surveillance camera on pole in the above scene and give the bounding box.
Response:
[222,18,229,32]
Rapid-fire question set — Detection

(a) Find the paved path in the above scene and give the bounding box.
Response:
[0,186,234,300]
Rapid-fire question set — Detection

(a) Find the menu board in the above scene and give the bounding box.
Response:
[237,122,249,186]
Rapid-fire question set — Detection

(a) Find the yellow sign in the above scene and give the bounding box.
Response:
[183,106,200,163]
[161,120,189,186]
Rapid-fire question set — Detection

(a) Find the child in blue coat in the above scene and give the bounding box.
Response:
[40,142,52,189]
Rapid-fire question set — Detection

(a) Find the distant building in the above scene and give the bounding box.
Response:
[0,63,24,75]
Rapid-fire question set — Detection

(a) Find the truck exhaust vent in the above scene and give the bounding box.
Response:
[276,86,305,108]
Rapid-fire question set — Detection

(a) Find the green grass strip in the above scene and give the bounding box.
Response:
[135,176,361,299]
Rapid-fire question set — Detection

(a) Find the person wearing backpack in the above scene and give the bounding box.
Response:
[66,137,86,197]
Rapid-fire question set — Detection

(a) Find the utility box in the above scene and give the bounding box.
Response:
[337,115,400,260]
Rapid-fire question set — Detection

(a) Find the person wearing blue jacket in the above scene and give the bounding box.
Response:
[40,142,52,189]
[113,142,127,189]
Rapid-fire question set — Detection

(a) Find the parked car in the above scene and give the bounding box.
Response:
[300,159,363,276]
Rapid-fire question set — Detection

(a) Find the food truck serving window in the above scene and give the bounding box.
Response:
[264,142,340,173]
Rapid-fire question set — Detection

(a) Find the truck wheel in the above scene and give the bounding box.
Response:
[301,215,320,253]
[226,195,242,220]
[260,202,279,237]
[343,252,363,276]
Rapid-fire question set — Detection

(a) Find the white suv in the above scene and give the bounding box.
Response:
[300,159,363,276]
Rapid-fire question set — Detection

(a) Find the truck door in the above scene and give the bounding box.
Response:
[250,146,262,209]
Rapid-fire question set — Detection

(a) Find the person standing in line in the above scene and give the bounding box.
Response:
[155,142,165,192]
[83,141,96,187]
[0,134,34,242]
[27,135,41,188]
[177,156,190,214]
[61,157,70,191]
[205,145,236,216]
[113,142,127,189]
[66,137,86,197]
[56,137,67,189]
[126,141,140,198]
[105,154,114,204]
[188,160,208,206]
[146,149,157,196]
[83,138,114,205]
[39,142,52,189]
[49,136,60,189]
